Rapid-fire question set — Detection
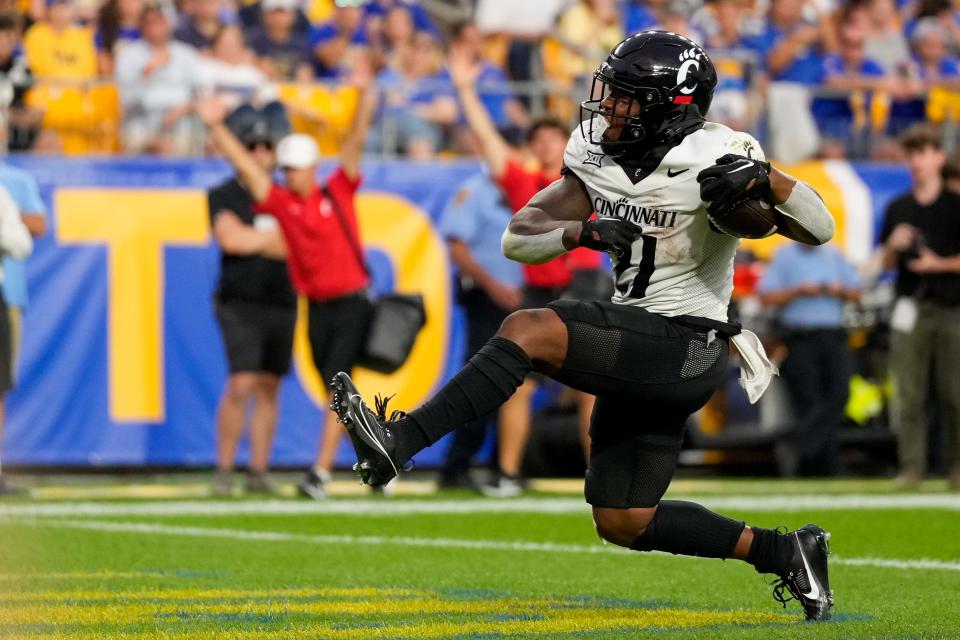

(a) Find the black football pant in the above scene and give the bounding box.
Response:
[545,300,728,508]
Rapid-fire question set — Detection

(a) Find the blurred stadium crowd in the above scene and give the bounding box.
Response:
[4,0,960,159]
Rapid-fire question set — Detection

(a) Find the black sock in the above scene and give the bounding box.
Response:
[746,526,794,574]
[630,500,745,558]
[393,337,532,464]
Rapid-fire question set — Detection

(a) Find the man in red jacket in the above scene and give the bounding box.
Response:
[197,80,377,499]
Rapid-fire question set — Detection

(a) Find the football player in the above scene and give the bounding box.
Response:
[332,31,836,621]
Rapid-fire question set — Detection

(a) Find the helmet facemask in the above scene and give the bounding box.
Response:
[580,73,672,157]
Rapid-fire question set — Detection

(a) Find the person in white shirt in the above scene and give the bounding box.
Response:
[115,5,199,154]
[195,25,278,110]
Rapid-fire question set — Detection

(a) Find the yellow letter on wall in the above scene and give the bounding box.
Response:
[56,190,209,422]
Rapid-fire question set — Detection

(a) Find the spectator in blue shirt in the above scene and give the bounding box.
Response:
[366,3,417,71]
[758,243,861,476]
[747,0,834,161]
[702,0,762,130]
[813,22,888,155]
[890,18,960,132]
[245,0,311,81]
[173,0,225,50]
[911,17,960,84]
[0,160,46,349]
[435,171,524,490]
[368,31,457,157]
[622,0,661,33]
[0,179,31,497]
[308,2,367,79]
[745,0,827,85]
[444,20,530,146]
[0,150,44,497]
[363,0,438,36]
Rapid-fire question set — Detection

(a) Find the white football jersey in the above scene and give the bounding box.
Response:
[563,119,764,323]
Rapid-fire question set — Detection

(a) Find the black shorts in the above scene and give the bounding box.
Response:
[215,298,297,376]
[0,296,11,395]
[547,299,729,508]
[308,292,372,389]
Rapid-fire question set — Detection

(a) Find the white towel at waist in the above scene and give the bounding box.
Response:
[730,329,778,404]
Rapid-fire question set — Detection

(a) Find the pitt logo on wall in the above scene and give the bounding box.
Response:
[56,189,449,424]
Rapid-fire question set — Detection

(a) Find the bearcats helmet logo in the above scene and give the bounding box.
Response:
[676,48,703,95]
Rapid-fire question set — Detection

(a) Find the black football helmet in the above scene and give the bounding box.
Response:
[580,31,718,156]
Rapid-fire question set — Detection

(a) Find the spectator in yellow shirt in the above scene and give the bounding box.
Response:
[23,0,97,80]
[555,0,623,82]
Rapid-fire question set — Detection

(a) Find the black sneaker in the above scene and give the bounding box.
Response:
[330,372,406,487]
[481,472,525,498]
[297,468,331,500]
[245,470,278,495]
[437,472,482,493]
[771,524,834,621]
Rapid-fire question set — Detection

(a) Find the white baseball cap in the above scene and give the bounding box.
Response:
[262,0,297,11]
[276,134,319,169]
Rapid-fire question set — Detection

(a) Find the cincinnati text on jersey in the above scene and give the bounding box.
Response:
[593,196,680,229]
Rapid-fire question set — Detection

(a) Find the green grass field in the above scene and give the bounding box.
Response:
[1,476,959,639]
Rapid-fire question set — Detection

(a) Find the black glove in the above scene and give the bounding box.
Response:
[696,154,772,215]
[578,218,642,259]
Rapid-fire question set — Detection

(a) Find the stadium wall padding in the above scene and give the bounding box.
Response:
[2,156,907,467]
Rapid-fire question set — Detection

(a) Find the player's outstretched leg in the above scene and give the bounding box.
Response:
[593,504,833,621]
[331,309,567,486]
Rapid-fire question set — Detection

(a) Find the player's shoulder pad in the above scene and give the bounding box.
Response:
[723,130,766,162]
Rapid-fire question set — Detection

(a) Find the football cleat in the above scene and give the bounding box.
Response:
[771,524,834,622]
[330,372,406,487]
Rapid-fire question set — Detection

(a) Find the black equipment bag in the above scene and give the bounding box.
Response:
[361,291,426,373]
[324,187,426,373]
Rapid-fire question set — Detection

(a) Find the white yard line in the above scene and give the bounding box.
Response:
[9,518,960,573]
[2,493,960,518]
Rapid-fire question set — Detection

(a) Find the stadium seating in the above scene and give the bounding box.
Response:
[276,83,360,155]
[25,82,121,155]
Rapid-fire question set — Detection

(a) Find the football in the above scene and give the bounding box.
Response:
[708,198,779,239]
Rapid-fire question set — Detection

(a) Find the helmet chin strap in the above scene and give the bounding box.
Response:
[600,126,645,157]
[600,105,703,158]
